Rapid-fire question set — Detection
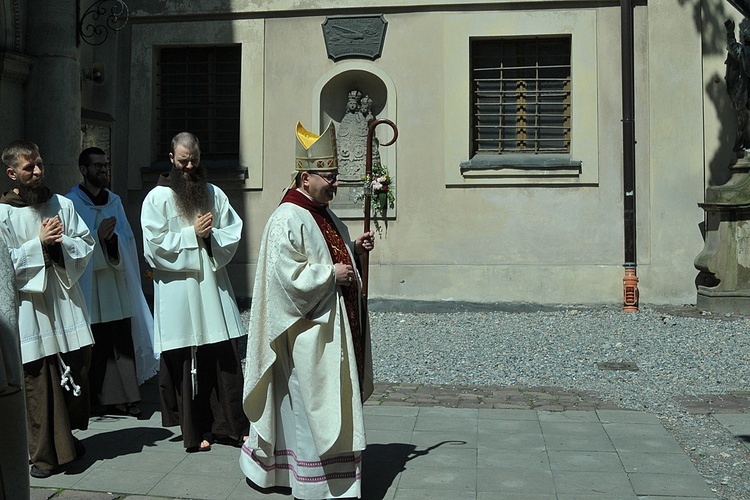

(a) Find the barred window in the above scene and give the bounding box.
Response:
[471,37,571,156]
[156,45,241,163]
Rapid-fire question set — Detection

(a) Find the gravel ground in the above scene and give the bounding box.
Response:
[366,303,750,500]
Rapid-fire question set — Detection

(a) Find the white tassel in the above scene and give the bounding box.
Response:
[57,353,81,397]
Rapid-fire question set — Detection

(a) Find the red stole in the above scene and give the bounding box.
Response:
[281,189,365,391]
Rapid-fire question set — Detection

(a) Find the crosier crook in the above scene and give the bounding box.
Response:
[361,118,398,339]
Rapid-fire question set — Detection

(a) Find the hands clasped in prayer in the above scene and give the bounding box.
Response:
[194,212,213,238]
[40,215,63,245]
[97,216,116,242]
[40,215,63,267]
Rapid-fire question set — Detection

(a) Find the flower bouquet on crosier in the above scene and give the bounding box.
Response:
[363,164,394,236]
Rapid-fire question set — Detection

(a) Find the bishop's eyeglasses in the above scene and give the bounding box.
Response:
[310,172,338,184]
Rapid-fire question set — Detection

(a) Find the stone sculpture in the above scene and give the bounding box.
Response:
[725,18,750,156]
[336,90,381,181]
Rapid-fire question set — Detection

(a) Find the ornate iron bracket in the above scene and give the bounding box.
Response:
[77,0,129,46]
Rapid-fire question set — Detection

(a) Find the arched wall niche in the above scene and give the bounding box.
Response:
[313,61,397,219]
[319,70,388,124]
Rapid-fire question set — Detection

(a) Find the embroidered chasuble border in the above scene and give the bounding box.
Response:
[244,446,362,483]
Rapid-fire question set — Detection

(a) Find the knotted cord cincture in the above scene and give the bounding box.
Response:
[57,353,81,397]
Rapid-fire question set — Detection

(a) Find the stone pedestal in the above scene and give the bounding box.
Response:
[695,157,750,313]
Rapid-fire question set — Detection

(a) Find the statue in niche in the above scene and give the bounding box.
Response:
[726,18,750,156]
[336,90,367,179]
[360,94,374,122]
[336,90,382,180]
[360,95,381,168]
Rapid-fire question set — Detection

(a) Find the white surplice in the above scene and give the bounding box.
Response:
[141,183,244,352]
[0,194,95,363]
[66,184,159,384]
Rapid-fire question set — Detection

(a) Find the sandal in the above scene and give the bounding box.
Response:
[186,439,212,453]
[213,433,246,448]
[30,465,55,478]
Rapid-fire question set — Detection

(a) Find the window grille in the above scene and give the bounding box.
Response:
[156,46,241,161]
[470,37,571,156]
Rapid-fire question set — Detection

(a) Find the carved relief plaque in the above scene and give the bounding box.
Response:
[322,15,388,62]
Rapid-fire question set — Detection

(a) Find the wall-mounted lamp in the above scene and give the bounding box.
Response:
[77,0,129,46]
[82,63,106,84]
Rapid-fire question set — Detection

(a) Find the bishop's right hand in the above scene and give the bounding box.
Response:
[335,263,355,286]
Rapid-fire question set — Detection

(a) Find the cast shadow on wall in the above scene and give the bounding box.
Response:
[701,0,748,186]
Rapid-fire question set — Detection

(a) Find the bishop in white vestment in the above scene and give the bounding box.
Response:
[241,122,374,499]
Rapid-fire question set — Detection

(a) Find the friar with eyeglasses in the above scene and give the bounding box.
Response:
[240,122,375,499]
[141,132,248,453]
[66,147,159,419]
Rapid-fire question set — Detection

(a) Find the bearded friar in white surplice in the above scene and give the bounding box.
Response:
[0,139,95,479]
[141,132,248,453]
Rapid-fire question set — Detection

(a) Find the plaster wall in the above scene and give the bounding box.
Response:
[251,12,629,303]
[638,0,705,304]
[110,1,707,305]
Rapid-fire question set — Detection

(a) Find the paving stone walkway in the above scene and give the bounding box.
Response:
[24,379,748,499]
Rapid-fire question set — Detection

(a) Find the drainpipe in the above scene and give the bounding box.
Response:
[622,0,639,311]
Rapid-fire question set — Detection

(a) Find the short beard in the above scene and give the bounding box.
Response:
[170,165,212,220]
[17,183,48,205]
[84,170,109,190]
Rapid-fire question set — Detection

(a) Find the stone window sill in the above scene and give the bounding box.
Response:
[460,153,582,179]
